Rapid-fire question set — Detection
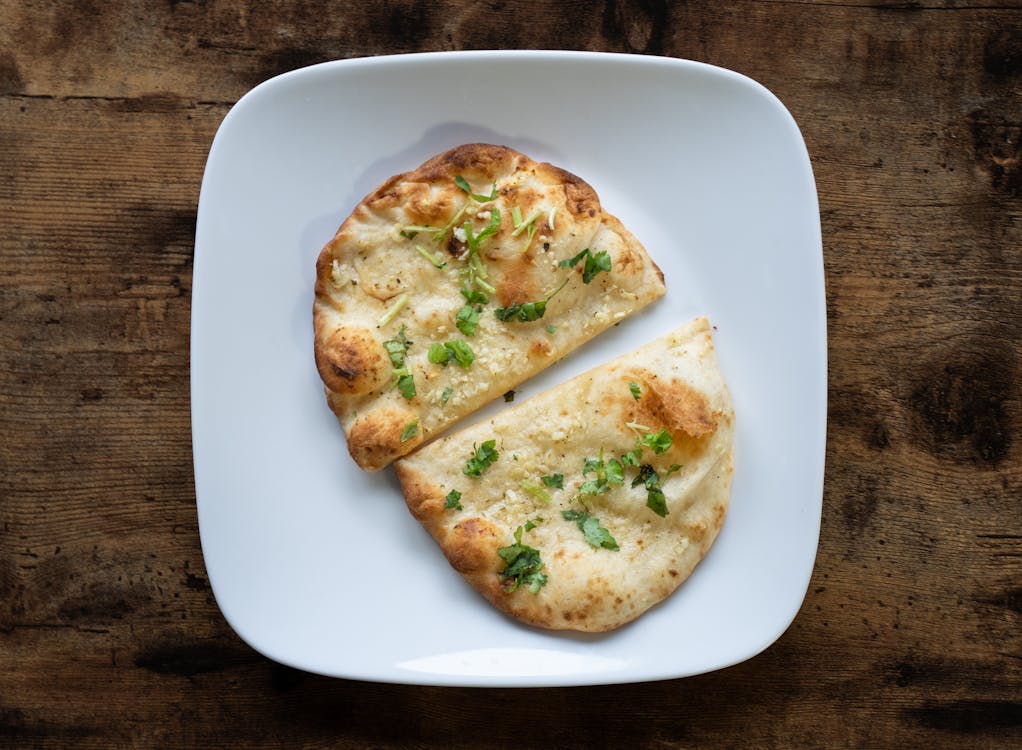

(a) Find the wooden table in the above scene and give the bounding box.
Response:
[2,2,1019,747]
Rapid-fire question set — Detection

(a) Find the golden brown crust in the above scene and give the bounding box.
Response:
[313,144,666,471]
[313,325,388,395]
[635,371,719,439]
[346,406,421,471]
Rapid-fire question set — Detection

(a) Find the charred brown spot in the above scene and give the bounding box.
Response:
[668,569,679,578]
[329,363,357,381]
[447,231,467,257]
[635,373,718,439]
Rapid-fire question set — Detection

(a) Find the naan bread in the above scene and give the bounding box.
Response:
[313,144,665,471]
[394,317,734,632]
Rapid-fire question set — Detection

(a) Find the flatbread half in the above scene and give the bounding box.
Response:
[313,144,665,471]
[394,317,735,632]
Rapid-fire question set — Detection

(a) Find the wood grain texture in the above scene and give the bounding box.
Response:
[1,0,1019,747]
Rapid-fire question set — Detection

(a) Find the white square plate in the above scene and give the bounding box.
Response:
[192,51,825,686]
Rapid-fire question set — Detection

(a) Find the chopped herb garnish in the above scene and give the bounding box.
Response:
[620,442,643,467]
[383,326,412,368]
[629,381,641,400]
[493,278,569,323]
[463,439,499,477]
[445,339,474,368]
[545,324,557,334]
[396,372,416,399]
[646,487,668,517]
[461,287,488,306]
[377,292,409,327]
[558,247,588,269]
[540,473,564,489]
[511,207,542,237]
[632,463,681,517]
[440,386,453,406]
[497,525,548,594]
[464,208,501,253]
[415,244,447,269]
[455,286,487,337]
[444,489,463,510]
[562,509,620,551]
[521,480,551,504]
[503,390,515,402]
[455,175,498,203]
[455,304,480,336]
[383,326,415,400]
[400,419,419,442]
[449,342,475,367]
[558,247,612,284]
[641,428,673,455]
[427,340,475,369]
[428,342,448,365]
[579,449,625,495]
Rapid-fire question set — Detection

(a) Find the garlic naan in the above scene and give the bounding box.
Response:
[313,144,665,470]
[394,317,734,632]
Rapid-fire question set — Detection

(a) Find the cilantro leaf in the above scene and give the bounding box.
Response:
[580,451,624,495]
[440,386,453,406]
[494,299,547,322]
[460,287,489,306]
[558,247,590,269]
[444,489,463,510]
[493,278,569,324]
[646,487,668,517]
[497,526,547,594]
[456,304,480,336]
[605,458,624,486]
[633,463,660,490]
[444,339,475,368]
[464,208,501,253]
[557,248,612,284]
[582,249,612,283]
[463,439,499,477]
[382,325,412,369]
[400,420,419,442]
[562,509,619,551]
[620,442,643,467]
[427,340,474,369]
[520,480,551,504]
[383,327,415,399]
[632,463,674,517]
[629,381,641,400]
[641,428,673,455]
[541,473,563,489]
[428,342,449,366]
[396,372,416,399]
[455,175,498,202]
